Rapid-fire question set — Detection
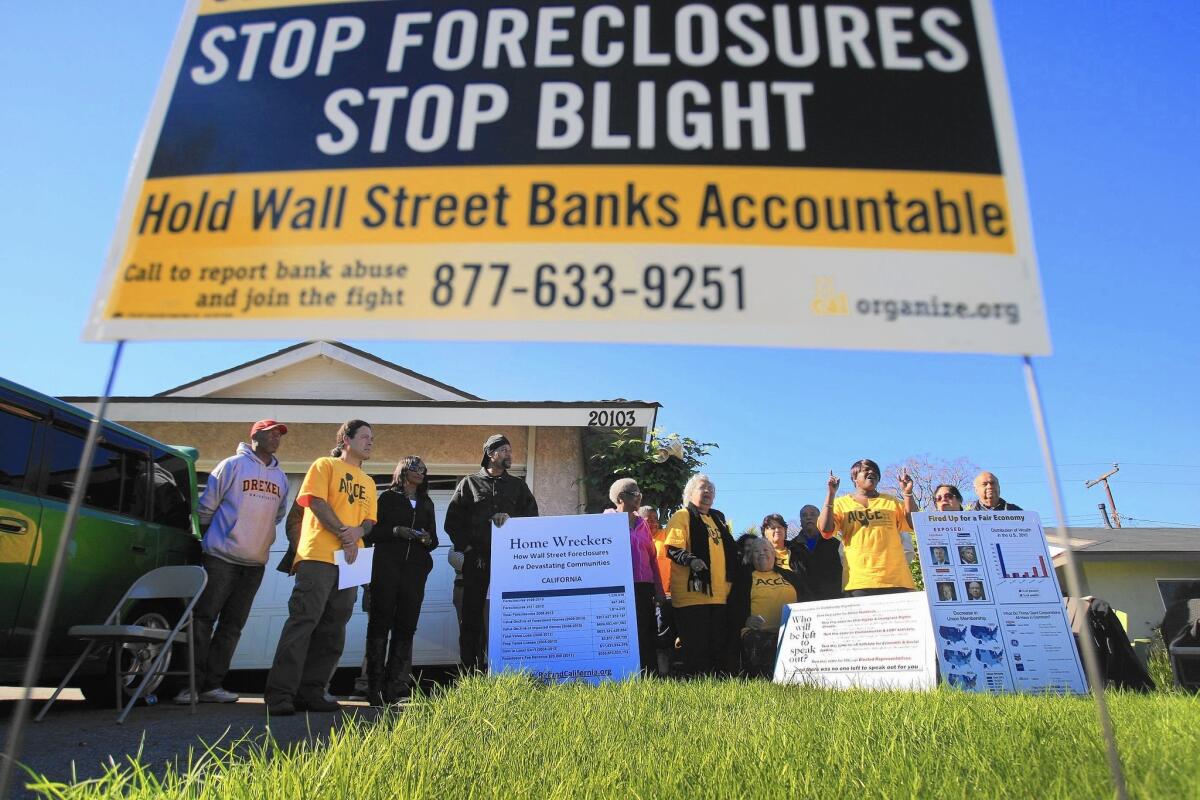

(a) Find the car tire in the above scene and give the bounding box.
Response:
[78,601,179,707]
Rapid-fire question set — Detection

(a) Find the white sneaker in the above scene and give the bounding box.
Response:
[175,687,239,703]
[199,687,239,703]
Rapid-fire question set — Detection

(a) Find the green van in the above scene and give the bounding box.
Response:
[0,377,201,704]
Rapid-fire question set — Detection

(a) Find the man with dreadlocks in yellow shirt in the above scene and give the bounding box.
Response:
[817,458,918,596]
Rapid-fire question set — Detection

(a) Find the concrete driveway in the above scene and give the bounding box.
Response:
[1,685,384,799]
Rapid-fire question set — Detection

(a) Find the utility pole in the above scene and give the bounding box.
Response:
[1086,464,1122,528]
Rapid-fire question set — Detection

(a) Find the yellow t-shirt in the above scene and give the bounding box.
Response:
[828,493,915,591]
[775,547,792,571]
[749,571,798,629]
[296,457,378,566]
[664,508,730,607]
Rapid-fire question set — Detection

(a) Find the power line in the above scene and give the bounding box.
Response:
[713,475,1200,487]
[1122,517,1200,528]
[709,463,1200,477]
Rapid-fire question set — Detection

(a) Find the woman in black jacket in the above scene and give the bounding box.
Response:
[364,456,438,705]
[728,536,810,678]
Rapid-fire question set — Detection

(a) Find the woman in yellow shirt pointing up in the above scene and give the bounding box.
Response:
[817,458,918,596]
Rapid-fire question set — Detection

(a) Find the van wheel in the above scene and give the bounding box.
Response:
[78,603,177,707]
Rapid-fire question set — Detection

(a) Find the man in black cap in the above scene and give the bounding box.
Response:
[444,434,539,672]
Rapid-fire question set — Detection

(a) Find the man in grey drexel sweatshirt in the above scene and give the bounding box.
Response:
[175,419,290,704]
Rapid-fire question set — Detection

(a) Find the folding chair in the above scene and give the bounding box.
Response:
[36,565,208,724]
[1168,645,1200,691]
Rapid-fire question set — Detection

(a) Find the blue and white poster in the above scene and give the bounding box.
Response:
[488,513,638,684]
[916,510,1087,693]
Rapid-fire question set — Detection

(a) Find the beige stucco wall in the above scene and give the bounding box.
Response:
[1072,559,1200,640]
[119,421,526,470]
[533,426,584,516]
[116,419,583,515]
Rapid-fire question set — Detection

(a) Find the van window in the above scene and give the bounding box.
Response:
[151,448,192,529]
[0,407,37,491]
[43,426,148,516]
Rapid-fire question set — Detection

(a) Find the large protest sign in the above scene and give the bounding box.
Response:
[85,0,1048,354]
[488,513,639,684]
[916,510,1087,693]
[774,592,937,689]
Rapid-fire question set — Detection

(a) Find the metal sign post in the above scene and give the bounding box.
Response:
[0,342,126,799]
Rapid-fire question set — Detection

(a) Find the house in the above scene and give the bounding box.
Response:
[1049,527,1200,641]
[64,340,659,667]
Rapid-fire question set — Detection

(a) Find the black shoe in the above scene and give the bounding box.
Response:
[383,680,412,705]
[295,694,342,712]
[266,698,295,716]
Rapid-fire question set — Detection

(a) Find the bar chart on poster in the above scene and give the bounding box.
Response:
[915,511,1086,694]
[992,541,1053,580]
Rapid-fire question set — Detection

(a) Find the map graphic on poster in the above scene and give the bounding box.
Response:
[915,510,1086,693]
[488,513,638,684]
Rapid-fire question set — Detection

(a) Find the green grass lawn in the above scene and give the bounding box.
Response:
[27,675,1200,799]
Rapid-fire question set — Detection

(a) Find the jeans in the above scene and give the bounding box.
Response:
[264,560,357,703]
[192,554,265,691]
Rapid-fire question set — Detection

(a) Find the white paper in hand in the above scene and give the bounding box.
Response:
[334,546,374,590]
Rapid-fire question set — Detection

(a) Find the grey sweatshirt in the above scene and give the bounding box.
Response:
[198,442,289,566]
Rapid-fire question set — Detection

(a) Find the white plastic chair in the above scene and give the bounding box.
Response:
[36,565,208,724]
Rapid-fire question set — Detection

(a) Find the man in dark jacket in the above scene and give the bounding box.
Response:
[788,504,844,600]
[444,434,539,672]
[966,471,1023,511]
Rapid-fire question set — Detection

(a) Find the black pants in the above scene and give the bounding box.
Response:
[848,587,913,597]
[192,554,264,691]
[367,553,430,641]
[674,603,732,677]
[740,629,779,679]
[459,553,489,669]
[633,582,658,674]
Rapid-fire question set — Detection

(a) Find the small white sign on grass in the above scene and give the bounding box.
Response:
[774,592,937,690]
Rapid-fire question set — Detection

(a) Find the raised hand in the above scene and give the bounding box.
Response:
[827,470,841,495]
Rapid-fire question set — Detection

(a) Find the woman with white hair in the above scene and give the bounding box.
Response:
[662,474,738,676]
[609,479,665,674]
[728,537,807,677]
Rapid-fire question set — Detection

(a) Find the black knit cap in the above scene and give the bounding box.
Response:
[481,434,510,467]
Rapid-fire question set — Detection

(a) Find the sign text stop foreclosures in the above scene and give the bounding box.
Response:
[89,0,1049,355]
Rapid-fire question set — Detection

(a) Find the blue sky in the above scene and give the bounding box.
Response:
[1,2,1197,531]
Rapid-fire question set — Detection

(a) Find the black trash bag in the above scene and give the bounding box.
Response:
[1066,596,1155,692]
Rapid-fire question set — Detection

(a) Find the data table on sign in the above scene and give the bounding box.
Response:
[498,586,632,663]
